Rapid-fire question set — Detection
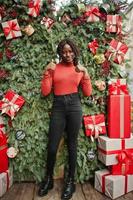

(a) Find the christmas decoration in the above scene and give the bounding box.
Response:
[95,80,106,91]
[2,19,22,40]
[106,15,122,34]
[61,13,72,26]
[41,16,54,29]
[88,39,99,55]
[108,79,128,95]
[0,116,5,134]
[94,53,106,64]
[16,130,26,140]
[84,6,101,22]
[76,3,86,13]
[0,69,9,80]
[0,131,8,173]
[0,90,25,120]
[28,0,42,17]
[99,3,110,14]
[23,24,35,36]
[7,147,18,158]
[87,149,96,161]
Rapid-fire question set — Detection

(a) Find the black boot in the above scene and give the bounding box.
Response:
[38,175,54,197]
[61,178,76,200]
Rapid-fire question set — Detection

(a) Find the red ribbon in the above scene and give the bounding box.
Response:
[28,0,40,16]
[109,79,128,95]
[84,7,101,18]
[88,39,99,54]
[102,173,110,193]
[3,20,20,38]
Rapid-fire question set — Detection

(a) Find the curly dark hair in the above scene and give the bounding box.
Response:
[57,38,80,66]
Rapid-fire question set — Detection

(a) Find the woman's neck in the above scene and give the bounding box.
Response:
[60,61,74,67]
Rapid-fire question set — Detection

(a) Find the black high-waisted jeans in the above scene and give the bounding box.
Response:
[46,92,82,178]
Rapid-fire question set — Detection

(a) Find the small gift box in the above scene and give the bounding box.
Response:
[108,95,131,138]
[28,0,42,17]
[105,39,128,64]
[0,169,13,197]
[0,116,5,134]
[0,90,25,119]
[2,19,22,40]
[106,15,122,34]
[95,169,133,199]
[84,6,101,22]
[88,39,99,55]
[98,135,133,166]
[41,17,54,29]
[108,79,128,95]
[83,114,106,141]
[0,131,8,173]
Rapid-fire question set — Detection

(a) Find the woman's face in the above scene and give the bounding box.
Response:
[61,44,75,64]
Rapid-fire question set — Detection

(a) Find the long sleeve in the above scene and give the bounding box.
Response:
[80,74,92,97]
[41,70,53,96]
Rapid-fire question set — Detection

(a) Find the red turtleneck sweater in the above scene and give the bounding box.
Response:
[41,63,92,96]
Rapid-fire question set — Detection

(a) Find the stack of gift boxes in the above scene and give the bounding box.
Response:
[94,78,133,199]
[0,116,13,197]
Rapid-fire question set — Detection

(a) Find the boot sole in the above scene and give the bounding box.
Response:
[38,185,54,197]
[61,187,76,200]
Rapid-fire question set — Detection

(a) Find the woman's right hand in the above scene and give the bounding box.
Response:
[45,61,56,72]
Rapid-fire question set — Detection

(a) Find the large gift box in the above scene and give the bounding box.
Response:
[106,15,122,34]
[105,39,128,64]
[0,169,13,197]
[0,131,8,173]
[84,6,101,22]
[0,90,25,120]
[98,135,133,166]
[0,116,5,134]
[108,79,128,95]
[2,19,22,40]
[28,0,42,17]
[83,114,106,141]
[108,95,131,138]
[95,169,133,199]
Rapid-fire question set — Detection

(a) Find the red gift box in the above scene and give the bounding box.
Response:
[108,95,131,138]
[0,131,8,173]
[106,15,122,34]
[83,114,106,141]
[84,6,101,22]
[105,39,128,64]
[0,90,25,119]
[2,19,22,40]
[28,0,42,17]
[88,39,99,55]
[111,161,133,175]
[108,79,129,95]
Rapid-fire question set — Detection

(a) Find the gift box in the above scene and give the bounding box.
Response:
[95,169,133,199]
[41,17,54,29]
[0,116,5,134]
[28,0,42,17]
[111,160,133,175]
[0,169,13,197]
[88,39,99,55]
[108,79,128,95]
[84,6,101,22]
[105,39,128,64]
[2,19,22,40]
[98,135,133,166]
[83,114,106,141]
[106,15,122,34]
[0,90,25,120]
[108,95,131,138]
[0,131,8,173]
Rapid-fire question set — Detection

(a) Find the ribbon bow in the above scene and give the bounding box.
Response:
[1,96,20,119]
[84,7,100,18]
[109,80,128,95]
[88,39,99,54]
[3,20,20,38]
[28,0,41,17]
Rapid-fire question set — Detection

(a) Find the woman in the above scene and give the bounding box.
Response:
[38,38,92,199]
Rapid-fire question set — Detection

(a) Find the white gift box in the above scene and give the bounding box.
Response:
[0,169,13,197]
[95,169,133,199]
[98,135,133,166]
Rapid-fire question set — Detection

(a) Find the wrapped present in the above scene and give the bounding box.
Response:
[2,19,22,40]
[106,15,122,34]
[0,131,8,173]
[84,6,101,22]
[105,39,128,64]
[0,169,13,197]
[0,90,25,120]
[108,79,128,95]
[28,0,42,17]
[111,160,133,175]
[41,17,54,29]
[83,114,106,141]
[88,39,99,55]
[95,169,133,199]
[0,116,5,134]
[108,95,131,138]
[98,135,133,166]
